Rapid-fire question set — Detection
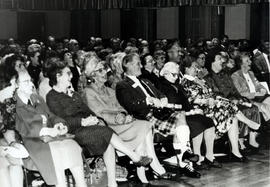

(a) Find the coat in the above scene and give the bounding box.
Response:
[16,94,65,185]
[231,70,267,98]
[115,76,165,120]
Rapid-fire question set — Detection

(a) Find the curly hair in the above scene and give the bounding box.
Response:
[0,54,24,90]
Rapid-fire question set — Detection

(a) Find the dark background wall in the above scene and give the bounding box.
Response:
[0,3,268,42]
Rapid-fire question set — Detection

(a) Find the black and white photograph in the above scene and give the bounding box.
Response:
[0,0,269,186]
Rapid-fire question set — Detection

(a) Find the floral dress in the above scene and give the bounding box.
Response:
[0,96,17,134]
[182,78,239,137]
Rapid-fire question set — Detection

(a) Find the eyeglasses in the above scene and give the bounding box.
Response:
[198,56,205,60]
[170,72,179,77]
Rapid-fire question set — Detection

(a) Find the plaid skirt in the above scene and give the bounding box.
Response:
[146,111,184,137]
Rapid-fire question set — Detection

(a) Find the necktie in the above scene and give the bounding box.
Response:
[139,79,156,98]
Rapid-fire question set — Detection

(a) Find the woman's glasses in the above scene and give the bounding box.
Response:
[170,72,179,78]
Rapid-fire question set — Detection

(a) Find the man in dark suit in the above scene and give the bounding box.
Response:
[115,53,201,178]
[252,41,270,87]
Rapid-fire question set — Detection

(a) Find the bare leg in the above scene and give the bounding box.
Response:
[109,134,141,162]
[228,118,242,157]
[135,142,148,183]
[192,133,203,163]
[9,165,23,187]
[145,131,166,174]
[103,144,117,187]
[69,165,87,187]
[236,111,260,130]
[204,127,215,161]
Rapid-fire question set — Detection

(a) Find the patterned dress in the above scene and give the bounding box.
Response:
[0,96,17,135]
[182,78,239,137]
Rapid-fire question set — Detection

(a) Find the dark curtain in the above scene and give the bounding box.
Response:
[1,0,268,9]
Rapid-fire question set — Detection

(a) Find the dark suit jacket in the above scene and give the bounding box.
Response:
[115,76,165,120]
[252,51,270,85]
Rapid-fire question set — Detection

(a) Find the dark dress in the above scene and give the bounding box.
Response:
[46,89,113,156]
[204,70,261,137]
[156,78,214,138]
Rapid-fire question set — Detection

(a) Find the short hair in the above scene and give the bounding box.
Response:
[235,52,250,69]
[140,53,151,67]
[122,53,139,73]
[45,57,67,87]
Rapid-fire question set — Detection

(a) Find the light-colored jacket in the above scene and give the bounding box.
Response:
[231,70,266,98]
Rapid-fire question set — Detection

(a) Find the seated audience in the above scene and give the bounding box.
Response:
[116,53,201,178]
[16,71,87,187]
[156,62,220,169]
[45,58,152,187]
[82,59,171,182]
[232,53,270,124]
[0,57,29,187]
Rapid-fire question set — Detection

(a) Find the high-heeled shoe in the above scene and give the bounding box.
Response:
[152,170,174,180]
[230,153,248,163]
[133,156,153,167]
[203,158,222,168]
[182,150,199,162]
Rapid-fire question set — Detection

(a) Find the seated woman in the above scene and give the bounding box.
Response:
[107,52,126,89]
[205,53,261,151]
[182,59,260,162]
[191,51,209,79]
[15,71,87,187]
[45,58,152,187]
[0,56,29,187]
[156,62,219,169]
[81,58,170,183]
[231,53,270,124]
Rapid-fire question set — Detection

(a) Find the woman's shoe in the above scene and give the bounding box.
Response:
[193,162,210,170]
[182,150,199,162]
[133,156,153,167]
[230,153,248,163]
[152,170,173,180]
[203,158,222,168]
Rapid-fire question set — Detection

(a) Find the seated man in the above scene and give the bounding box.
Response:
[116,53,200,178]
